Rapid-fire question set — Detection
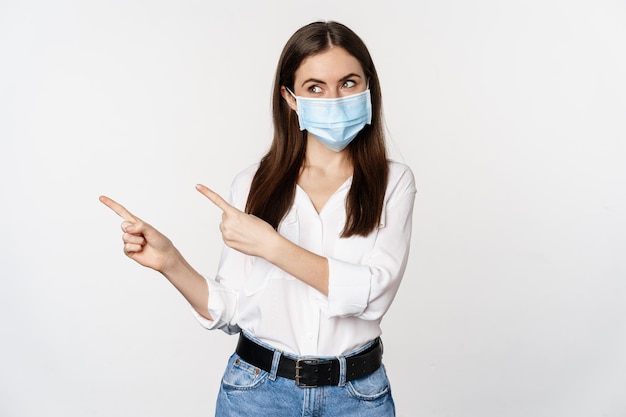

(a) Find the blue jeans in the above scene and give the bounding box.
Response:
[215,337,396,416]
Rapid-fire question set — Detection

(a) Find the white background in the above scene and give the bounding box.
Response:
[1,1,625,416]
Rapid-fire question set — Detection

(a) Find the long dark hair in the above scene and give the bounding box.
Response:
[246,21,388,237]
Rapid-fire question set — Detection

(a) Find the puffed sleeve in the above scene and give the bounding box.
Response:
[326,163,416,319]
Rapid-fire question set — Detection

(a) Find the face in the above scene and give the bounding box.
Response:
[282,46,367,109]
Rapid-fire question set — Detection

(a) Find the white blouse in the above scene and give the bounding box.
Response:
[194,160,416,357]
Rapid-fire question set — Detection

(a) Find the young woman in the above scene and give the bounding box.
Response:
[100,20,416,417]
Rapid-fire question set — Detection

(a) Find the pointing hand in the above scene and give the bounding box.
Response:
[99,195,177,273]
[195,184,277,258]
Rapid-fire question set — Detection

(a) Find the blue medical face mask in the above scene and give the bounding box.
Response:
[287,88,372,152]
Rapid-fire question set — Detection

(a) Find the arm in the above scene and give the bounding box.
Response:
[264,233,329,295]
[326,186,416,320]
[99,196,212,320]
[195,185,330,295]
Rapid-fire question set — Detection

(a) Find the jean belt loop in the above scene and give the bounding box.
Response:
[270,349,282,381]
[337,355,347,387]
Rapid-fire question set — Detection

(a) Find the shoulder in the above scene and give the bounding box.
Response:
[232,162,260,186]
[228,163,260,210]
[386,160,417,196]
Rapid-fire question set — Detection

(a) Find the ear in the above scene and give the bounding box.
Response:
[280,86,298,112]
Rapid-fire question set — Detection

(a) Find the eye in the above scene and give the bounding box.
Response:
[341,80,356,89]
[308,85,323,94]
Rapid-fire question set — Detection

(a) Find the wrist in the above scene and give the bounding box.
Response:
[160,248,187,278]
[262,231,287,264]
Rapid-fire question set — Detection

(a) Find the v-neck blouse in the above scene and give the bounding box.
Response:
[193,160,416,356]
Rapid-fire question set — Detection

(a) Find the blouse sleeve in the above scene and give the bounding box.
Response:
[326,164,416,320]
[190,247,246,334]
[191,165,258,333]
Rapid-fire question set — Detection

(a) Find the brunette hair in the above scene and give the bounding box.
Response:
[245,21,388,237]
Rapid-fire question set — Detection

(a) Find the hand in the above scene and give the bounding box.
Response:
[99,195,178,273]
[195,184,277,258]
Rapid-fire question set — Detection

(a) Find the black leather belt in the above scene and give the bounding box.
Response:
[235,333,383,388]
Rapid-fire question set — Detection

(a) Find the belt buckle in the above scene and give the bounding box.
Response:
[295,358,319,388]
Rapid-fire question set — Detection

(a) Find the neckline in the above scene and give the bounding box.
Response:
[295,176,353,215]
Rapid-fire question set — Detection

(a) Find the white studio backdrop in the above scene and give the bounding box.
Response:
[1,0,625,416]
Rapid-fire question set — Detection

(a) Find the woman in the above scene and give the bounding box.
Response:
[100,20,416,416]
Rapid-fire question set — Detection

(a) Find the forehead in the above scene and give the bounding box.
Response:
[294,47,364,84]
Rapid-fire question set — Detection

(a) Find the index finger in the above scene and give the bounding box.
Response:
[99,195,138,222]
[195,184,237,213]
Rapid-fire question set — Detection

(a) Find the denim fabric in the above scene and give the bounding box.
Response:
[215,350,395,417]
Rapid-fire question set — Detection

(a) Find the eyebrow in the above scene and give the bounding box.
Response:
[300,73,363,87]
